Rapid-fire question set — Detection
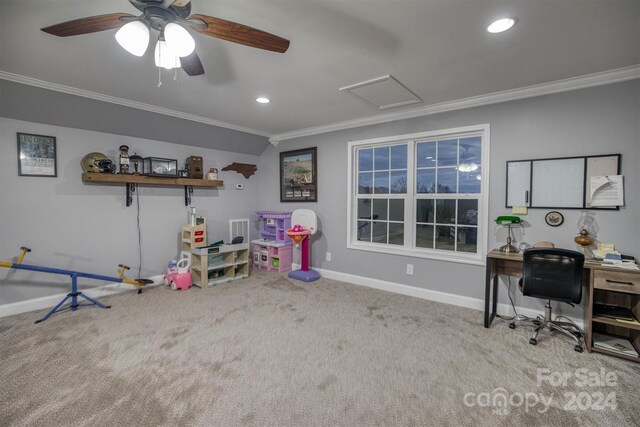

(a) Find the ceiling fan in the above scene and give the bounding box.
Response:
[41,0,290,77]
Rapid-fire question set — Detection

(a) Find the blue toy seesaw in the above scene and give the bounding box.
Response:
[1,247,150,323]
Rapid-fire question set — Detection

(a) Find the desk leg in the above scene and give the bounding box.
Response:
[491,275,499,323]
[484,259,499,328]
[484,261,492,328]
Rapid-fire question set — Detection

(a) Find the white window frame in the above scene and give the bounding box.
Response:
[347,124,490,265]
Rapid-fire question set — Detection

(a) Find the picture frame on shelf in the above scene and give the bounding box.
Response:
[17,132,57,177]
[280,147,317,202]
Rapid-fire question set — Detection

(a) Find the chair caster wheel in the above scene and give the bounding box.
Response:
[509,323,516,329]
[574,345,583,353]
[529,338,538,345]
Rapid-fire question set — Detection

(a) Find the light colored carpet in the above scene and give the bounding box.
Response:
[1,270,638,426]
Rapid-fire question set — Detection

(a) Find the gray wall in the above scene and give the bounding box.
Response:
[0,80,270,155]
[0,117,262,304]
[2,80,638,314]
[258,80,640,313]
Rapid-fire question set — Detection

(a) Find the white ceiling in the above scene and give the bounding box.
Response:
[1,0,639,140]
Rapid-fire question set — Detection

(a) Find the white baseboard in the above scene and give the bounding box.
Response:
[296,264,585,329]
[0,275,163,319]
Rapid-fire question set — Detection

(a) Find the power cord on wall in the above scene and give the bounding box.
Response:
[136,185,143,281]
[497,276,519,321]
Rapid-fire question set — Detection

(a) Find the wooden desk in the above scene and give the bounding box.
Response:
[484,249,640,362]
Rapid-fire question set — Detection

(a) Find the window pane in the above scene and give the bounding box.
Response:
[390,145,407,169]
[417,142,436,168]
[374,171,390,193]
[357,199,372,220]
[458,200,478,225]
[359,148,373,171]
[435,225,455,250]
[389,223,404,245]
[374,147,389,170]
[459,167,481,193]
[416,199,434,223]
[358,172,373,194]
[457,226,478,253]
[373,199,388,221]
[357,221,371,241]
[390,170,407,193]
[417,169,435,193]
[436,199,456,224]
[389,199,404,221]
[437,139,458,167]
[437,168,457,193]
[460,137,481,164]
[372,221,387,243]
[416,224,434,248]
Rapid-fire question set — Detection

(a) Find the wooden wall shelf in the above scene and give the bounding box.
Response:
[81,172,223,206]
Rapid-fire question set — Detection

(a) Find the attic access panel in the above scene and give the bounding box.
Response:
[340,75,423,110]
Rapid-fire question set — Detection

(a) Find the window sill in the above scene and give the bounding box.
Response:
[347,242,486,266]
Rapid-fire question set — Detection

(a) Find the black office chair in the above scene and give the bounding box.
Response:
[509,248,585,352]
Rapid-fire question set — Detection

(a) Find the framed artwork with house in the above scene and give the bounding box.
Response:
[280,147,317,202]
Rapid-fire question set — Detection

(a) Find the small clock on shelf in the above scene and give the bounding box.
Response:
[545,211,564,227]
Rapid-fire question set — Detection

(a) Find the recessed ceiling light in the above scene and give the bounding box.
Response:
[487,18,516,33]
[256,97,271,104]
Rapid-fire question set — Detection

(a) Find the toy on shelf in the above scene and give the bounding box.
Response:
[0,246,148,323]
[251,211,293,273]
[163,258,192,291]
[286,209,321,282]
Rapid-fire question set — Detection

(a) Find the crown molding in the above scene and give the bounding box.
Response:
[0,71,271,138]
[270,65,640,144]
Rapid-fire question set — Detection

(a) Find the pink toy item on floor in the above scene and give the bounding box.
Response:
[163,258,192,291]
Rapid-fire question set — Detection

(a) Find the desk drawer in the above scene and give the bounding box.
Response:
[593,270,640,295]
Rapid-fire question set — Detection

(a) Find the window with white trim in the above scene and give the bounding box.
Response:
[347,125,489,264]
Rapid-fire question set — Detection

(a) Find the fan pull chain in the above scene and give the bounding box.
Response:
[158,67,162,88]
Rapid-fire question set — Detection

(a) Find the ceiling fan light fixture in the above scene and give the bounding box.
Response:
[115,20,149,57]
[256,97,271,104]
[164,22,195,57]
[155,39,181,70]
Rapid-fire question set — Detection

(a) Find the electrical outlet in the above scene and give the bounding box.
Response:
[406,264,414,275]
[236,184,244,190]
[326,252,332,262]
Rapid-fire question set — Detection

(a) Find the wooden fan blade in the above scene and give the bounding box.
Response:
[41,13,135,37]
[189,14,289,53]
[181,51,204,76]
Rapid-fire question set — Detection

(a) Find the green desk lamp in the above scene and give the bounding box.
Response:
[496,215,522,253]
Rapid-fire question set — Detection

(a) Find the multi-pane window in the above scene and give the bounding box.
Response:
[348,125,488,264]
[415,136,481,254]
[357,144,407,245]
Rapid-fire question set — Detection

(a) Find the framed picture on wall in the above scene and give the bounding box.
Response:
[17,133,57,177]
[280,147,317,202]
